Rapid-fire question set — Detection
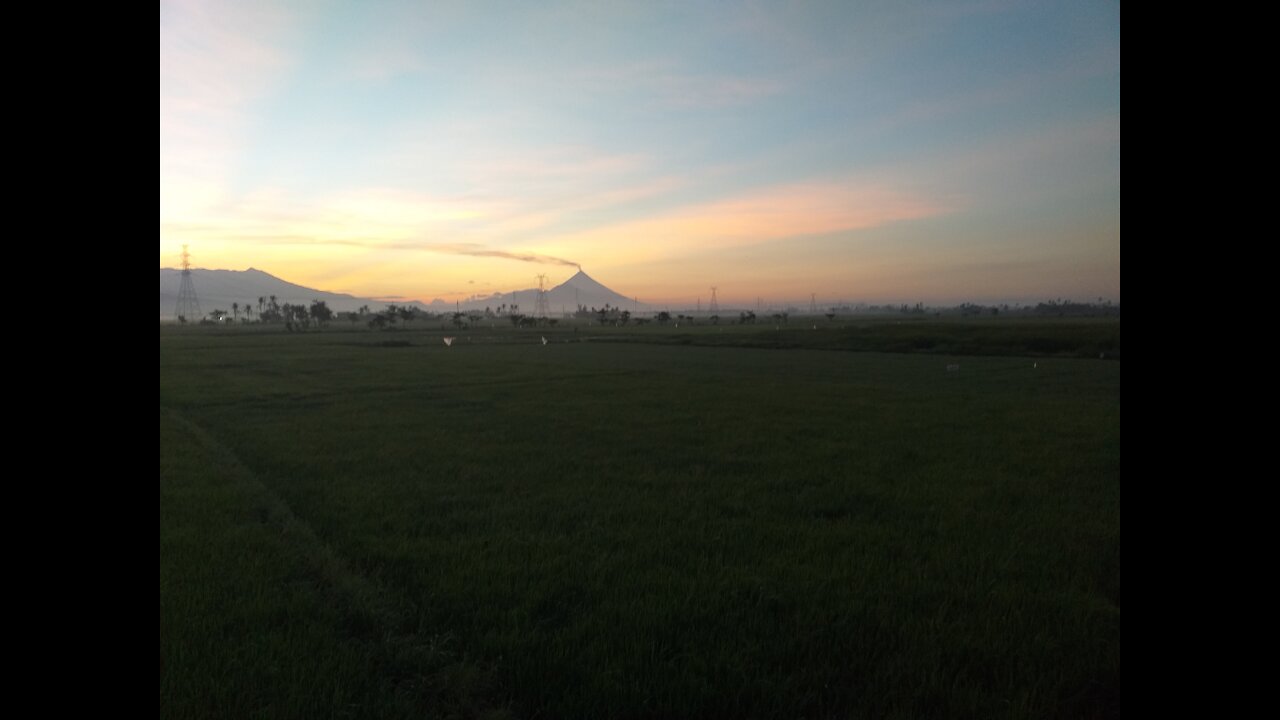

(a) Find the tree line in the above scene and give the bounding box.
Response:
[179,296,1119,327]
[186,297,451,330]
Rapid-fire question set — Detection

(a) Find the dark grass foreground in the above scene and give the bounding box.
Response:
[160,320,1119,719]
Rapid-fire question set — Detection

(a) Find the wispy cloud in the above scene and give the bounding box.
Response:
[563,61,783,108]
[336,45,434,83]
[416,243,580,268]
[161,172,948,297]
[553,180,954,269]
[160,2,1118,305]
[160,0,297,226]
[165,223,583,270]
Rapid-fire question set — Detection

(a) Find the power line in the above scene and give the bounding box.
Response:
[175,244,202,322]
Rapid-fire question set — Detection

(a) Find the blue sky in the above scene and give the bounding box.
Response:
[161,0,1119,306]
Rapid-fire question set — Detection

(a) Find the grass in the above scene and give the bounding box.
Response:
[160,318,1120,719]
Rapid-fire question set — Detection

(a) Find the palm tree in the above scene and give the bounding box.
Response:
[232,302,239,322]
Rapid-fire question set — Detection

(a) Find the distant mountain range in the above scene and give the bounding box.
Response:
[159,267,644,320]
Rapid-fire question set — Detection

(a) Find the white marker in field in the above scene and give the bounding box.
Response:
[541,336,548,345]
[443,337,454,347]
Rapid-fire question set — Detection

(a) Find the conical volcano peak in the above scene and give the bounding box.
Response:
[556,269,609,292]
[543,268,636,308]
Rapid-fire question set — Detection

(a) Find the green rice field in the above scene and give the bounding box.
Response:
[160,317,1120,719]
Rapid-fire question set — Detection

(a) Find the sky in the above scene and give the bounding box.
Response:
[160,0,1119,307]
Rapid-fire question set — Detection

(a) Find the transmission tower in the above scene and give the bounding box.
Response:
[535,274,551,318]
[810,293,818,313]
[709,286,719,313]
[175,244,202,322]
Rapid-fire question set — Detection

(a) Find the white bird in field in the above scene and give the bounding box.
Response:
[541,336,548,345]
[443,337,454,347]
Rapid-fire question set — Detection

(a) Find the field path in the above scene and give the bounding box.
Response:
[160,407,508,719]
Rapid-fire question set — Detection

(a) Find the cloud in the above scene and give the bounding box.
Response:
[160,0,297,226]
[336,45,434,83]
[564,61,783,108]
[414,243,580,269]
[169,228,583,270]
[161,173,944,294]
[553,180,953,268]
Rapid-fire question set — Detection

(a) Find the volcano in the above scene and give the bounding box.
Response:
[460,269,643,313]
[546,269,636,309]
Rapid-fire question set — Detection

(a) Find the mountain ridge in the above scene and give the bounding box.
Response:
[159,267,643,319]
